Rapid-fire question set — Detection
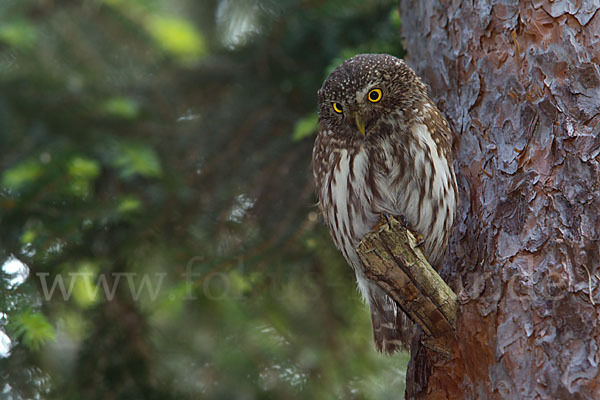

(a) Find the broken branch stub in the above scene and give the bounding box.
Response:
[356,217,458,341]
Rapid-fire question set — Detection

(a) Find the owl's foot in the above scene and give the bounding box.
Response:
[373,214,389,231]
[376,213,407,230]
[383,213,392,228]
[376,213,407,229]
[397,214,408,227]
[414,232,425,247]
[388,214,425,248]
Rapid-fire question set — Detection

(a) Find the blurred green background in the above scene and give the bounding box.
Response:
[0,1,408,398]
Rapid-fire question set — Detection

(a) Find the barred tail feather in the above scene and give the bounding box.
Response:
[369,289,413,354]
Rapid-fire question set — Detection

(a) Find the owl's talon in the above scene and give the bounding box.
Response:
[394,214,424,246]
[414,232,425,247]
[374,213,390,231]
[398,215,408,227]
[383,213,392,229]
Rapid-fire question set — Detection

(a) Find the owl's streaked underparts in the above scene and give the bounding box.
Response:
[312,54,457,353]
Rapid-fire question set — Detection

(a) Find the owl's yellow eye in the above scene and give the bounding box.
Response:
[368,88,383,103]
[332,102,343,114]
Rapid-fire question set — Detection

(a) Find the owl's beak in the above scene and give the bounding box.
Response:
[353,112,366,135]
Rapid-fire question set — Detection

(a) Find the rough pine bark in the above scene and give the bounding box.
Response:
[399,0,600,399]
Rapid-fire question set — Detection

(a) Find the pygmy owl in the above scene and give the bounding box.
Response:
[312,54,457,353]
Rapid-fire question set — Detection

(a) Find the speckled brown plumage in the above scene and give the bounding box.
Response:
[312,54,458,353]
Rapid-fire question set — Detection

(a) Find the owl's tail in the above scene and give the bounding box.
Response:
[369,287,413,354]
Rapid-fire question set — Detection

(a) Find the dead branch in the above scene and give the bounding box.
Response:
[356,216,458,354]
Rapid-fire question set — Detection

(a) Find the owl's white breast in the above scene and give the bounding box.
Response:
[321,147,379,264]
[321,146,381,305]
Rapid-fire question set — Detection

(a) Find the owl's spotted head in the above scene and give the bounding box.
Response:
[317,54,427,138]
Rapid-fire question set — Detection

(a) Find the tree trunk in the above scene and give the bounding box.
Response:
[399,1,600,399]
